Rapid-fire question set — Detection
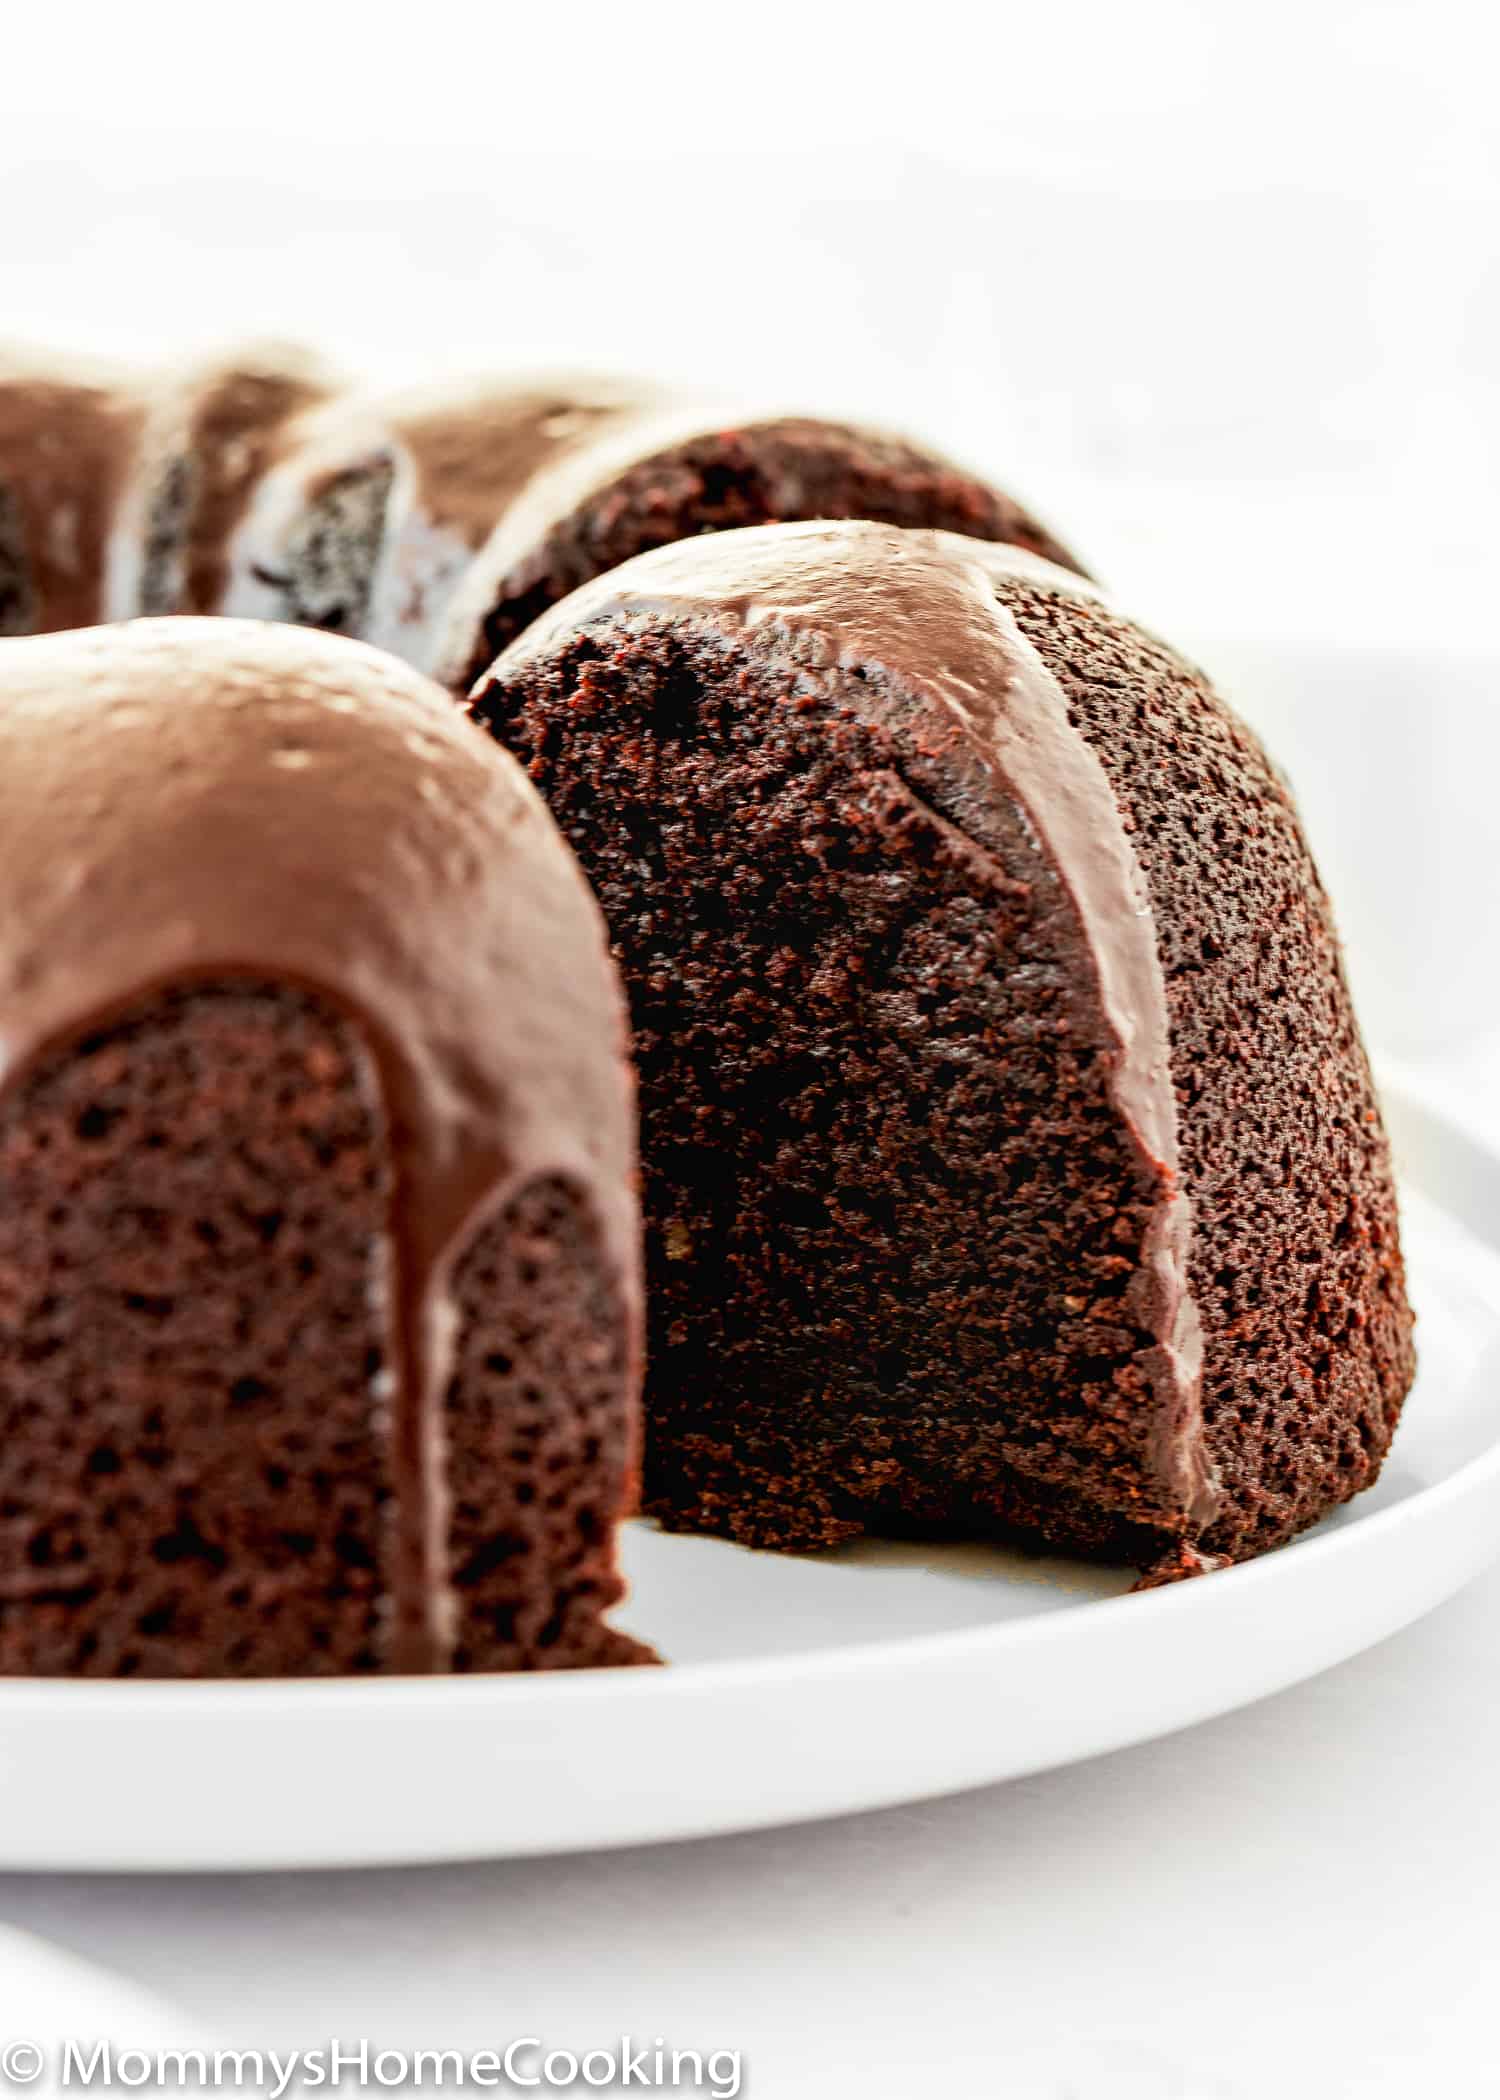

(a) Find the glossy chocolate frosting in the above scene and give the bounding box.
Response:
[223,376,661,671]
[0,349,145,634]
[434,404,1083,692]
[487,519,1217,1529]
[0,620,641,1666]
[435,401,756,684]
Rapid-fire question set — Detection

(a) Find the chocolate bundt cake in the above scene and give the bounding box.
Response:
[472,521,1414,1569]
[0,620,646,1677]
[435,408,1085,692]
[0,349,143,637]
[106,343,341,621]
[220,377,658,674]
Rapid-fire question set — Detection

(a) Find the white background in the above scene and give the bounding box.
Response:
[6,2,1497,647]
[3,6,1500,2092]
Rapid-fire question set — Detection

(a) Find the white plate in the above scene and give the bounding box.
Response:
[0,1081,1494,1872]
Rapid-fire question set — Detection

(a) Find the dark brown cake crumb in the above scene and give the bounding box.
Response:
[247,457,397,636]
[0,986,394,1677]
[0,482,34,635]
[447,1175,653,1672]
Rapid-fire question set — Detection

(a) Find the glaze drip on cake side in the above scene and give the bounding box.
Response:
[490,521,1219,1532]
[0,621,640,1669]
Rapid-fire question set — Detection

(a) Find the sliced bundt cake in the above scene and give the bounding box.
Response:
[470,521,1414,1570]
[0,620,646,1676]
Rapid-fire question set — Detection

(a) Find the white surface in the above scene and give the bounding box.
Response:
[0,1929,210,2098]
[1181,633,1500,1061]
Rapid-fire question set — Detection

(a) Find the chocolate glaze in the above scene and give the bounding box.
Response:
[0,349,145,634]
[0,620,641,1667]
[490,520,1219,1530]
[106,344,342,619]
[434,405,1083,692]
[435,402,758,685]
[223,376,660,672]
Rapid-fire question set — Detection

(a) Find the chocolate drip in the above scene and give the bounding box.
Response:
[0,621,640,1666]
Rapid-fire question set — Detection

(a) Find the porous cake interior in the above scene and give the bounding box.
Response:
[482,627,1194,1562]
[446,1174,647,1672]
[0,983,393,1676]
[250,458,395,637]
[470,424,1074,679]
[0,980,645,1675]
[996,582,1413,1556]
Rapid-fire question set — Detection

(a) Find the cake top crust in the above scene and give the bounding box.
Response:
[0,618,636,1290]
